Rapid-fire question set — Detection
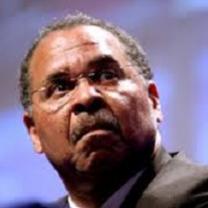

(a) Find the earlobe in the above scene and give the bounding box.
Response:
[23,111,43,153]
[147,81,163,124]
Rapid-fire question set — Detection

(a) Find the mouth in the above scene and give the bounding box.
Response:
[77,129,123,158]
[72,122,120,144]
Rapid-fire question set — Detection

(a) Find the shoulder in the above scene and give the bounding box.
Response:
[137,151,208,208]
[164,152,208,183]
[154,151,208,196]
[169,152,208,208]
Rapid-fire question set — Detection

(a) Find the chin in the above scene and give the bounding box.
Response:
[75,148,128,175]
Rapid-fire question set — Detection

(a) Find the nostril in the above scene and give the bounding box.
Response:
[73,97,106,115]
[74,104,87,115]
[88,98,105,113]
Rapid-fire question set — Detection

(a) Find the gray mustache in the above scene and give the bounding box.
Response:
[71,109,120,144]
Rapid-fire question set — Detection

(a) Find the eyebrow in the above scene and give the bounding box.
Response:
[88,55,121,69]
[43,72,69,86]
[88,55,125,78]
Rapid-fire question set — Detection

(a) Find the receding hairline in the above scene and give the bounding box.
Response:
[30,24,129,61]
[27,24,136,91]
[30,24,130,66]
[20,13,153,111]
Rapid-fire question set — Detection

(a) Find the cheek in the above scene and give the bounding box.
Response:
[104,80,138,102]
[103,80,149,117]
[101,80,155,145]
[34,111,73,164]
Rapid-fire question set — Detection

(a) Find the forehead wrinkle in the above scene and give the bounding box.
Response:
[61,41,98,53]
[32,41,99,75]
[30,26,128,89]
[38,41,98,66]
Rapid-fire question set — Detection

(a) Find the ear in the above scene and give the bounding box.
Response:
[23,111,43,153]
[147,81,163,124]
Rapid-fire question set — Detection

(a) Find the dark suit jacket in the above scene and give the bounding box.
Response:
[8,147,208,208]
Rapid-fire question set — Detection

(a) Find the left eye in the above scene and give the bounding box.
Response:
[99,71,118,81]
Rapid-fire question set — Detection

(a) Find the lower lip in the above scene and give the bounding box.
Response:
[81,129,116,140]
[77,129,120,149]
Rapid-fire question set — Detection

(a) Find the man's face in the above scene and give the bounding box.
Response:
[24,25,162,176]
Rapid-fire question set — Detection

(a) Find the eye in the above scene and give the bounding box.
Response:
[55,79,75,92]
[99,70,119,83]
[56,80,73,91]
[46,79,75,98]
[100,71,115,80]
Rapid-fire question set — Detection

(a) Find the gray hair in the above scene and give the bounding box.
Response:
[19,13,153,111]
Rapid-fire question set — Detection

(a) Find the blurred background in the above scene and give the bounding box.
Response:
[1,0,208,205]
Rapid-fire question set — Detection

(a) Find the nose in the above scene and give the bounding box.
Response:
[71,79,105,114]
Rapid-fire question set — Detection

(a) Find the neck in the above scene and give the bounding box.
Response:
[56,132,162,208]
[59,151,154,208]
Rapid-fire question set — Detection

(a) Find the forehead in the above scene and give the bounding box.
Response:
[37,25,124,54]
[29,25,134,91]
[30,25,128,73]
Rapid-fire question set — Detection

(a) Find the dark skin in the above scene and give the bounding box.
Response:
[24,25,162,208]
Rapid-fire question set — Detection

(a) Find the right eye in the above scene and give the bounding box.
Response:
[56,79,74,91]
[46,79,75,98]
